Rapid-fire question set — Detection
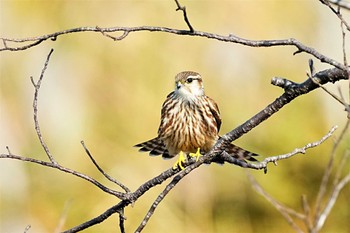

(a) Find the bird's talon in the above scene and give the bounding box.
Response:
[173,151,186,170]
[189,148,202,162]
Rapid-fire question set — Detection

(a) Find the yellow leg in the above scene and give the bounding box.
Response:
[173,151,186,170]
[189,148,202,162]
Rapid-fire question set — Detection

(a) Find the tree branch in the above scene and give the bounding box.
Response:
[0,153,125,199]
[31,48,57,164]
[217,67,348,155]
[247,173,305,233]
[0,27,347,71]
[80,140,130,193]
[174,0,194,32]
[327,0,350,10]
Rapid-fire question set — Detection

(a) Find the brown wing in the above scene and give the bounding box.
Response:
[205,96,258,163]
[206,96,222,133]
[135,91,176,159]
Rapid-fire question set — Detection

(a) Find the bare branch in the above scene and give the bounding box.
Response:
[61,202,128,233]
[301,195,313,231]
[220,67,348,152]
[5,146,12,155]
[320,0,350,30]
[219,125,338,173]
[327,0,350,10]
[174,0,194,32]
[307,60,350,113]
[314,119,350,230]
[118,208,126,233]
[315,173,350,231]
[96,26,130,41]
[247,173,305,233]
[0,153,125,199]
[81,140,130,193]
[54,200,72,233]
[24,225,31,233]
[31,49,57,164]
[0,26,347,70]
[135,168,190,232]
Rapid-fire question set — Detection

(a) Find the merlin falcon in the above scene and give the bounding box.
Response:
[135,71,258,169]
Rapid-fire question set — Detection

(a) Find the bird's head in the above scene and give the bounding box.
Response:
[174,71,205,100]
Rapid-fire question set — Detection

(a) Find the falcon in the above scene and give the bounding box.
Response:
[135,71,258,169]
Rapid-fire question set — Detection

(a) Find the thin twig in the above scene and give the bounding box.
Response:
[301,195,313,231]
[0,153,125,199]
[174,0,194,32]
[327,0,350,10]
[314,119,349,227]
[54,200,72,233]
[219,125,338,173]
[308,60,350,111]
[320,0,350,31]
[118,208,126,233]
[96,27,130,41]
[60,201,128,233]
[314,173,350,231]
[6,146,12,155]
[80,140,130,193]
[31,49,57,164]
[24,225,31,233]
[247,173,305,233]
[135,170,190,232]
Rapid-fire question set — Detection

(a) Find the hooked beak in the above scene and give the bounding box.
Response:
[176,81,182,90]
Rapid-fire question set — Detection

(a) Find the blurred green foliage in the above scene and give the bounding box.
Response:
[0,1,349,233]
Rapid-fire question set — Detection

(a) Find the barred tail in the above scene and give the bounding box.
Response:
[212,143,259,164]
[134,137,172,159]
[225,144,259,162]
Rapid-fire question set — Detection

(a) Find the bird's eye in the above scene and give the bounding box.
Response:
[186,78,193,83]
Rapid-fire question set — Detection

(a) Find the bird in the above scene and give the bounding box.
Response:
[135,71,258,170]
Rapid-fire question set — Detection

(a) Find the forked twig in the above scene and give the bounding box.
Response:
[174,0,194,32]
[31,48,57,164]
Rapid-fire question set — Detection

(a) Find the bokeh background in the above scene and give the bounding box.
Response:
[1,0,349,232]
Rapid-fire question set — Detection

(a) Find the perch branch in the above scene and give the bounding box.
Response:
[218,66,348,155]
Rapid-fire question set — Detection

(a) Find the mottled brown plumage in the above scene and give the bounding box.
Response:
[135,71,258,166]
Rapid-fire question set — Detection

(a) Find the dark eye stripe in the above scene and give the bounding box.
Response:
[186,76,199,83]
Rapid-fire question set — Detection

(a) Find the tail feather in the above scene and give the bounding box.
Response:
[224,143,259,162]
[134,137,172,158]
[135,138,258,163]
